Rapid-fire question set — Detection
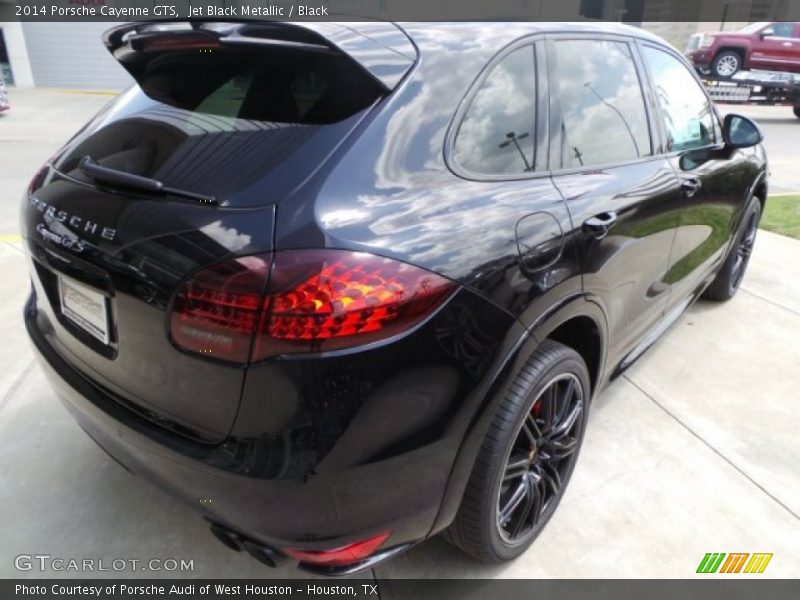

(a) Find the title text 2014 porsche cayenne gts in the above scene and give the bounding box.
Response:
[22,21,766,574]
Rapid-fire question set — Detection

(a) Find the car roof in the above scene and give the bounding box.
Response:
[398,21,666,53]
[391,21,671,92]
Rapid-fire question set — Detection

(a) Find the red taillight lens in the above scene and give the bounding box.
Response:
[253,250,456,360]
[27,165,49,195]
[170,250,456,363]
[282,531,391,567]
[140,34,221,52]
[170,254,270,363]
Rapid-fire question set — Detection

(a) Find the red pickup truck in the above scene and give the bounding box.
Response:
[686,21,800,78]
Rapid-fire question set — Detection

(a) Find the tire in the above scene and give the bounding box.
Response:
[712,50,742,78]
[703,196,761,301]
[793,106,800,119]
[445,340,590,563]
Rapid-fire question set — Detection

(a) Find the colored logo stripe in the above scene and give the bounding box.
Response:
[744,553,773,574]
[697,553,726,573]
[697,552,773,574]
[720,553,749,573]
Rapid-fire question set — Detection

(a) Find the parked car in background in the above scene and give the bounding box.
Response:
[22,21,767,574]
[687,21,800,78]
[0,77,9,112]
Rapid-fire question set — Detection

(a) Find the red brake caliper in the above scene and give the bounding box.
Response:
[531,398,543,418]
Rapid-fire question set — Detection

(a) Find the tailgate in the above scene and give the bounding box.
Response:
[21,21,397,442]
[23,172,274,442]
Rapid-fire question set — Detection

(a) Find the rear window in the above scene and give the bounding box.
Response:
[138,47,383,124]
[53,46,384,207]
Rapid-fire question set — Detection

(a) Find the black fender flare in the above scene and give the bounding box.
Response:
[429,294,609,536]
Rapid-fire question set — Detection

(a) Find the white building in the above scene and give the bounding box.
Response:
[0,21,132,88]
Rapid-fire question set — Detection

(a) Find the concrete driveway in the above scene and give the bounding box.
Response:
[0,90,798,579]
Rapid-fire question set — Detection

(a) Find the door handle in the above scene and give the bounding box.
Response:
[582,211,617,239]
[782,42,793,47]
[681,177,703,198]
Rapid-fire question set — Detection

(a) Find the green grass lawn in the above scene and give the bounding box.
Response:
[761,195,800,240]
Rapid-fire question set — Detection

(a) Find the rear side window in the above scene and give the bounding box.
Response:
[641,46,716,152]
[453,45,537,176]
[552,39,651,169]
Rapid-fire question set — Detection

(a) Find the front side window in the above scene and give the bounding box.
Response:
[765,22,795,37]
[642,46,716,152]
[453,45,537,175]
[552,39,652,169]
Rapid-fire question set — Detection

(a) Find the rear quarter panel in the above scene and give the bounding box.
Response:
[263,23,596,539]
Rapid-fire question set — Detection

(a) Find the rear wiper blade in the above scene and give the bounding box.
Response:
[78,156,217,206]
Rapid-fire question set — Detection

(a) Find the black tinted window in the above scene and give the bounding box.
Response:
[642,46,716,152]
[454,45,537,175]
[53,45,384,206]
[553,40,651,169]
[136,47,382,125]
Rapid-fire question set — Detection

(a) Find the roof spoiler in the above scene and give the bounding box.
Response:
[103,21,417,92]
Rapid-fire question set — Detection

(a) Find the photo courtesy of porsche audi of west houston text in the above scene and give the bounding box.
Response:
[14,583,368,597]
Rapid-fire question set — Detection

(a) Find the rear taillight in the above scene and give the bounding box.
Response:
[253,249,456,360]
[27,166,49,195]
[282,531,391,567]
[169,250,456,364]
[170,254,270,363]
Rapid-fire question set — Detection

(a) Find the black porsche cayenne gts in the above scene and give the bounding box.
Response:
[22,21,767,574]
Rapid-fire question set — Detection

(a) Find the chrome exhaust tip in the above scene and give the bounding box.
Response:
[209,523,244,552]
[242,540,286,568]
[209,522,287,568]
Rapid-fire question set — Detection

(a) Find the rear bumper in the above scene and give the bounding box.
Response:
[24,282,518,572]
[24,292,436,573]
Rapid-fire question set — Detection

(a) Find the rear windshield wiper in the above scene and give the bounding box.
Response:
[78,156,218,206]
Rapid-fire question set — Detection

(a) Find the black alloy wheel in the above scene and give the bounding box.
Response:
[446,340,591,562]
[729,209,758,294]
[496,373,584,542]
[703,196,761,301]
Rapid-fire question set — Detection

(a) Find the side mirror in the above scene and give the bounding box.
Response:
[722,114,763,149]
[760,28,774,39]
